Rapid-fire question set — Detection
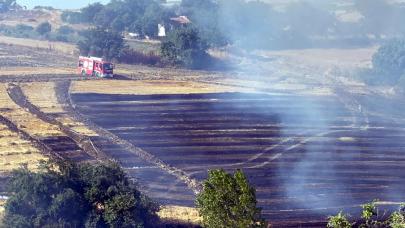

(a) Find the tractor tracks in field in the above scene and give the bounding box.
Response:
[6,83,108,162]
[55,80,203,194]
[0,112,63,161]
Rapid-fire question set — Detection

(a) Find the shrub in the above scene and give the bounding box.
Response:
[390,211,405,228]
[3,159,158,228]
[327,211,352,228]
[36,22,52,35]
[327,200,405,228]
[361,200,377,221]
[196,169,266,228]
[15,24,34,33]
[57,25,74,35]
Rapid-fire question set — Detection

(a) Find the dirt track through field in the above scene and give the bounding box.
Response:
[70,91,405,227]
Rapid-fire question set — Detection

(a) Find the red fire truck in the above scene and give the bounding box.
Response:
[78,56,114,78]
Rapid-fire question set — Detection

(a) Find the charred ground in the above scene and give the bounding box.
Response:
[0,36,404,226]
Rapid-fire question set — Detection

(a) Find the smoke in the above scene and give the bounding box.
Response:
[186,0,405,221]
[186,0,405,51]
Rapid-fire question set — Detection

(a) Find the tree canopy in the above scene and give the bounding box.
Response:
[3,159,158,228]
[78,28,126,61]
[36,22,52,35]
[160,25,211,69]
[196,169,266,228]
[62,0,173,38]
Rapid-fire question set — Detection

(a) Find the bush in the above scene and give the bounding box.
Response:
[327,200,405,228]
[0,24,35,39]
[15,24,34,33]
[327,212,352,228]
[196,169,266,228]
[57,25,74,35]
[3,159,158,228]
[36,22,52,35]
[390,208,405,228]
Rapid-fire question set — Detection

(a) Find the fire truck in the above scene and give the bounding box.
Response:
[78,56,114,78]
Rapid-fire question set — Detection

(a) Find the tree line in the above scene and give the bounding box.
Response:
[63,0,405,50]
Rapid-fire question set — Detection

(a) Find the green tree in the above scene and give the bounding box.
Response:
[81,2,104,23]
[77,27,125,61]
[196,169,266,228]
[3,159,158,228]
[160,26,211,69]
[36,22,52,35]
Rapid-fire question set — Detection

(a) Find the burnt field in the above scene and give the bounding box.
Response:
[71,91,405,226]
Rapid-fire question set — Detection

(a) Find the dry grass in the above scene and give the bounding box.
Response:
[21,82,97,136]
[71,80,250,95]
[0,83,63,137]
[0,67,75,76]
[0,35,77,54]
[158,205,202,225]
[0,84,49,172]
[0,120,46,173]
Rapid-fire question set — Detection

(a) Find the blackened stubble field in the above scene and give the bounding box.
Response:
[72,92,405,227]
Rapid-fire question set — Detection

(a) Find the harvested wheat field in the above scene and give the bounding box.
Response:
[21,82,97,136]
[0,121,45,172]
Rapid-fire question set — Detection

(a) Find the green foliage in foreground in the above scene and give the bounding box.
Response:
[3,160,158,228]
[327,201,405,228]
[196,169,266,228]
[327,211,352,228]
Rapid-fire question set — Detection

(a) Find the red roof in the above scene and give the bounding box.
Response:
[170,16,191,24]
